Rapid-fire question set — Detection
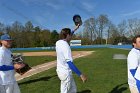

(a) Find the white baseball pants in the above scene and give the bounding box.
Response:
[57,71,77,93]
[0,82,20,93]
[129,85,139,93]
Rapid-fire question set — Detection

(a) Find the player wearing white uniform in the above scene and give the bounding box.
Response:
[0,34,24,93]
[56,26,87,93]
[127,35,140,93]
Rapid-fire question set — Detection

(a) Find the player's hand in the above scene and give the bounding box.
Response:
[73,24,80,32]
[14,63,25,69]
[80,74,87,83]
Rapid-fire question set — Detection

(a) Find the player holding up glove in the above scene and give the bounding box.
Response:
[56,25,87,93]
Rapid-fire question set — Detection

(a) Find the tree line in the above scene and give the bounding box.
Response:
[0,21,59,48]
[81,14,140,45]
[0,14,140,48]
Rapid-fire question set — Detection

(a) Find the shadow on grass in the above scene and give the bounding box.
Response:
[77,89,91,93]
[19,75,57,85]
[109,82,128,93]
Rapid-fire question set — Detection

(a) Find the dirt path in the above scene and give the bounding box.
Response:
[17,51,91,57]
[15,51,94,81]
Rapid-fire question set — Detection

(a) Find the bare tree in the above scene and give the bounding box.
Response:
[0,22,5,34]
[83,17,96,44]
[11,21,24,32]
[108,24,119,44]
[128,18,140,37]
[117,20,127,37]
[25,21,34,32]
[106,21,114,44]
[97,14,109,44]
[11,21,24,47]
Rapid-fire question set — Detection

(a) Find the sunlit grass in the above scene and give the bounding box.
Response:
[19,48,130,93]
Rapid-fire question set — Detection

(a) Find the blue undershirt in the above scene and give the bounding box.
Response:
[0,65,14,71]
[68,30,81,76]
[130,68,140,91]
[67,61,82,76]
[71,31,75,36]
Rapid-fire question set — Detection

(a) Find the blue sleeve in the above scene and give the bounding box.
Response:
[67,61,82,76]
[130,69,140,92]
[71,30,75,36]
[136,79,140,92]
[0,65,14,71]
[130,69,137,77]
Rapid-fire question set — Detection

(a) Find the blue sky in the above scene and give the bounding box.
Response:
[0,0,140,31]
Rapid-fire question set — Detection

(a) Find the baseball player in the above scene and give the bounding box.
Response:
[55,25,87,93]
[0,34,24,93]
[127,35,140,93]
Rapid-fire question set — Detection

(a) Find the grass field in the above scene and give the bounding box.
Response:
[24,56,56,67]
[18,48,130,93]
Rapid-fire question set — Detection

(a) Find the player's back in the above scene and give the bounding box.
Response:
[55,40,72,72]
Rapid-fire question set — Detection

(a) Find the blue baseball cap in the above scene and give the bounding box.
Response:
[0,34,12,40]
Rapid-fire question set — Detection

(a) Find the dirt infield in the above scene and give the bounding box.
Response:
[15,51,94,81]
[21,51,91,57]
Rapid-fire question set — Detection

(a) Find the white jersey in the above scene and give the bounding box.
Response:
[0,46,16,85]
[55,40,73,74]
[127,48,140,87]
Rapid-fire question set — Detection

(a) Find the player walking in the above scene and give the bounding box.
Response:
[55,25,87,93]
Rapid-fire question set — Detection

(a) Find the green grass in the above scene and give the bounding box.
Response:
[18,48,130,93]
[23,56,56,67]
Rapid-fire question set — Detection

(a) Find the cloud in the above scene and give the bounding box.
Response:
[20,0,63,10]
[19,0,39,5]
[45,2,62,10]
[81,2,96,12]
[122,10,140,17]
[72,1,96,16]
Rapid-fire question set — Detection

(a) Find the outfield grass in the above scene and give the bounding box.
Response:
[23,56,56,67]
[18,48,130,93]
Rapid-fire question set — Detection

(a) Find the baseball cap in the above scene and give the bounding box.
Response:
[0,34,12,40]
[73,14,82,26]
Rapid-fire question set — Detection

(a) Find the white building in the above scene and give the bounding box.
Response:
[70,40,81,46]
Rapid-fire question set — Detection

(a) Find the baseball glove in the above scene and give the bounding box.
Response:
[12,54,31,75]
[73,15,82,26]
